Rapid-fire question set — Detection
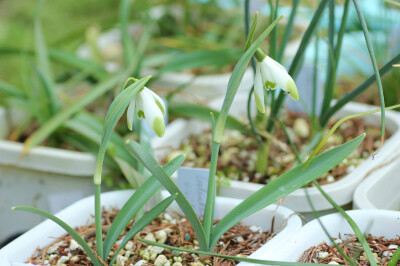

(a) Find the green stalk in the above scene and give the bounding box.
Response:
[311,36,319,124]
[278,0,299,62]
[94,184,103,259]
[313,181,378,266]
[320,52,400,125]
[352,0,386,140]
[202,141,221,248]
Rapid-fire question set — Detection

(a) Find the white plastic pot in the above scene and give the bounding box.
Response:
[0,107,98,243]
[0,190,302,266]
[260,209,400,263]
[353,154,400,210]
[153,99,400,217]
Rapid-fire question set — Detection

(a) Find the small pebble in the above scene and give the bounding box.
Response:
[154,255,170,266]
[318,251,329,259]
[389,244,399,249]
[328,262,339,265]
[326,175,335,183]
[144,233,156,242]
[333,239,343,244]
[135,260,147,266]
[69,239,80,250]
[117,255,128,266]
[125,241,134,251]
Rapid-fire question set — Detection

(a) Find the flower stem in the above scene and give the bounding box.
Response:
[94,184,104,260]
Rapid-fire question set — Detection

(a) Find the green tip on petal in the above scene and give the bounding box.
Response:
[254,94,265,113]
[286,80,299,101]
[152,117,165,137]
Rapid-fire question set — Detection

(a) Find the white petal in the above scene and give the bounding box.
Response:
[260,59,276,89]
[265,57,299,100]
[140,88,165,137]
[254,63,265,113]
[126,99,136,131]
[148,89,166,116]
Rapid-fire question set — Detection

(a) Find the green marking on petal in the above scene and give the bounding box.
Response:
[265,81,276,90]
[155,99,165,115]
[286,80,299,101]
[152,117,165,137]
[137,110,145,119]
[254,94,265,113]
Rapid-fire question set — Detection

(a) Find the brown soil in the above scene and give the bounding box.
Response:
[163,111,391,187]
[298,234,400,265]
[27,208,274,265]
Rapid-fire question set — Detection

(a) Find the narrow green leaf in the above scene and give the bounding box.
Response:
[313,181,377,266]
[125,139,208,251]
[244,12,258,52]
[352,0,386,139]
[12,206,102,266]
[389,247,400,266]
[109,193,178,265]
[278,0,299,61]
[94,76,150,184]
[120,0,135,65]
[0,80,25,98]
[210,134,365,248]
[34,0,53,81]
[320,52,400,126]
[103,154,186,257]
[49,49,107,81]
[23,74,122,151]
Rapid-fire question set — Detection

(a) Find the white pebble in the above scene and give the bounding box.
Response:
[117,255,128,266]
[383,250,393,257]
[154,255,170,266]
[249,225,262,233]
[155,229,168,244]
[235,236,244,243]
[144,233,156,242]
[346,165,356,173]
[172,263,182,266]
[389,244,399,249]
[69,239,80,250]
[125,241,134,251]
[135,260,147,266]
[318,251,329,259]
[46,241,63,254]
[328,262,339,265]
[326,175,335,183]
[333,239,343,244]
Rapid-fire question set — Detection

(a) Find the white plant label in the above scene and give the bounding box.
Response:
[177,166,213,217]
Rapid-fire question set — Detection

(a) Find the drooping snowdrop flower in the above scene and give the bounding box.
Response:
[127,87,166,137]
[254,48,299,113]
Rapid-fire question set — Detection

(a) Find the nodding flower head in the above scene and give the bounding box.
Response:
[254,48,299,113]
[127,87,166,137]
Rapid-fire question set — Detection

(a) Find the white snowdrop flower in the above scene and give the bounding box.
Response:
[254,48,299,113]
[127,87,166,137]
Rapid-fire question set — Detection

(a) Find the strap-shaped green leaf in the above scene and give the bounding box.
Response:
[23,74,122,151]
[12,206,102,266]
[125,139,208,251]
[103,154,186,258]
[210,133,365,248]
[109,193,178,265]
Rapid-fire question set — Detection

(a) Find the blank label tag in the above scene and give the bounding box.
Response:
[177,167,212,217]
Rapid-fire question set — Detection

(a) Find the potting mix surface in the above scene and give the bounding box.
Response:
[27,208,274,265]
[164,112,391,187]
[298,234,400,265]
